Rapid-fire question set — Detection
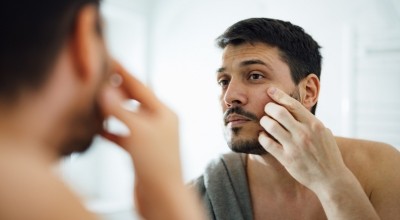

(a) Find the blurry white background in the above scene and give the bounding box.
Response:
[58,0,400,219]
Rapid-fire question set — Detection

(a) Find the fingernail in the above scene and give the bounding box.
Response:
[268,87,276,95]
[258,132,267,143]
[110,74,123,87]
[260,116,267,124]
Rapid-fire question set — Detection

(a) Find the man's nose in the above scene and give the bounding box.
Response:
[223,80,248,108]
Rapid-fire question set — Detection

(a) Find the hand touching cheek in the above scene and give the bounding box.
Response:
[98,61,205,220]
[258,87,351,192]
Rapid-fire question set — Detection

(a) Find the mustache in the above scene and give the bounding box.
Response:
[222,87,301,125]
[223,107,259,124]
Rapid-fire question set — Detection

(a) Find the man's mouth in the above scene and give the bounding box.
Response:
[225,113,252,127]
[223,106,259,128]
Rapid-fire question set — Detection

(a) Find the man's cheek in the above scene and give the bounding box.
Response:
[256,101,271,118]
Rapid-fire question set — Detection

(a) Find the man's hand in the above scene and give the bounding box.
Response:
[258,87,348,191]
[98,61,205,220]
[99,61,181,187]
[258,87,380,219]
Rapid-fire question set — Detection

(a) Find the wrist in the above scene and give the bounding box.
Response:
[311,168,380,220]
[312,167,356,198]
[313,168,365,213]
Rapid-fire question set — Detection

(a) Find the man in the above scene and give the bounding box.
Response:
[0,1,205,220]
[193,18,400,220]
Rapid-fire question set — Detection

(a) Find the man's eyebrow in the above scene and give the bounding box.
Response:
[217,67,226,73]
[216,59,272,74]
[240,59,273,71]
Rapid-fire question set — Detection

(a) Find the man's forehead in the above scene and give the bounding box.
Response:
[219,43,283,71]
[222,42,278,55]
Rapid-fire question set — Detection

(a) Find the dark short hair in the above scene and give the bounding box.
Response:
[216,18,322,114]
[0,0,100,103]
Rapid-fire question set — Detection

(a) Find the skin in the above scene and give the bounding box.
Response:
[217,42,400,220]
[0,5,205,220]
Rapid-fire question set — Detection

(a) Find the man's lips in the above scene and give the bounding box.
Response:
[225,113,253,126]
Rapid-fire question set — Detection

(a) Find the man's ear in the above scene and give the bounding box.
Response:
[299,74,320,111]
[69,5,102,83]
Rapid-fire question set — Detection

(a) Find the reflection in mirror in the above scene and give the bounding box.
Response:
[58,0,400,219]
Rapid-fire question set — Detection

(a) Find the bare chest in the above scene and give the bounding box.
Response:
[251,190,327,220]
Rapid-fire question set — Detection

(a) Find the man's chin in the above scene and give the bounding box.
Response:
[228,139,268,155]
[60,136,96,157]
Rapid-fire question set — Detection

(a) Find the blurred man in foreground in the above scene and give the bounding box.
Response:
[0,1,204,220]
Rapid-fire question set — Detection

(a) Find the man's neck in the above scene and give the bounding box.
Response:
[245,153,326,220]
[0,105,59,165]
[246,153,307,196]
[0,131,56,166]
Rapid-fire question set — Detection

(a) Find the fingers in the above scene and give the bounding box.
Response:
[100,129,124,146]
[267,87,312,122]
[264,102,299,132]
[261,88,304,146]
[112,61,161,111]
[260,115,291,146]
[258,131,284,161]
[100,61,165,137]
[99,85,142,132]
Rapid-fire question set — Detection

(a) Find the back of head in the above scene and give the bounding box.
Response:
[0,0,100,104]
[216,18,322,114]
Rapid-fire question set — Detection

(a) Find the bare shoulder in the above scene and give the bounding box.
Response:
[335,136,400,167]
[335,136,400,177]
[0,152,96,220]
[335,137,400,218]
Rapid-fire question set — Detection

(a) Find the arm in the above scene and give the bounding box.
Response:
[99,62,205,220]
[258,87,380,220]
[368,143,400,219]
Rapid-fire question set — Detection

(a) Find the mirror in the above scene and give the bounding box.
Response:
[58,0,400,219]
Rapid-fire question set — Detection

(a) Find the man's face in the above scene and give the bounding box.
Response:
[60,51,111,157]
[59,14,112,157]
[217,42,299,155]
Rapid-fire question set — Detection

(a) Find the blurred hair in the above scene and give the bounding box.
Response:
[216,18,322,114]
[0,0,100,103]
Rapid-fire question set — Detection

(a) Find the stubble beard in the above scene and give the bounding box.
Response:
[228,128,268,155]
[224,87,301,155]
[224,111,268,155]
[59,100,103,157]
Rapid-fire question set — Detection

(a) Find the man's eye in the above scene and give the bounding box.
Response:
[218,79,229,87]
[249,73,264,80]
